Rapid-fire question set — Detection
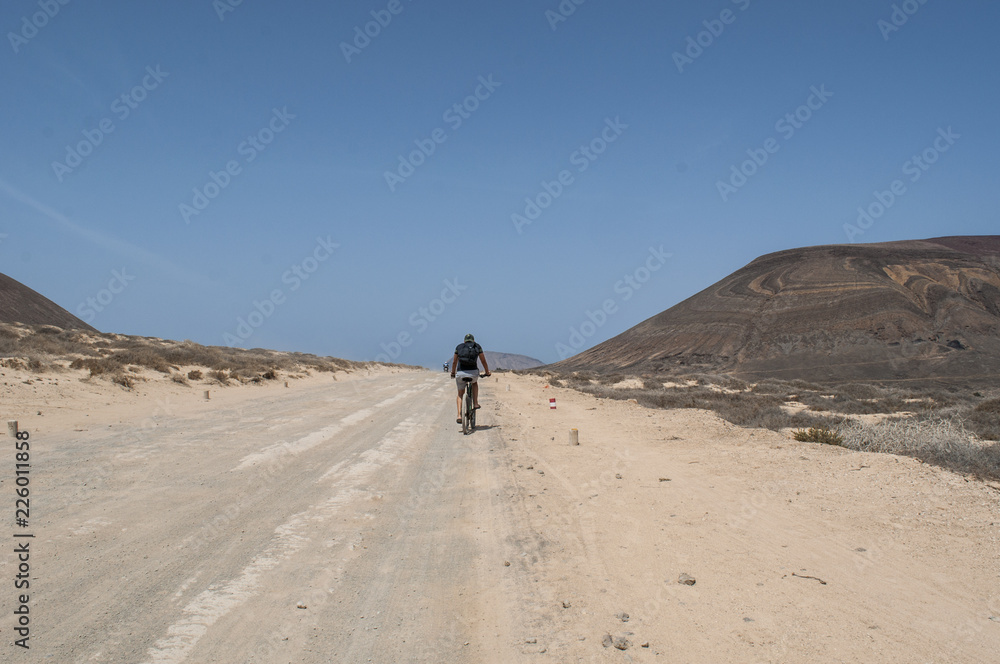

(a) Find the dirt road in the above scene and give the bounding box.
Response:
[2,369,999,662]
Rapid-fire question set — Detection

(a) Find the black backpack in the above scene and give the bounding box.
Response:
[457,342,480,365]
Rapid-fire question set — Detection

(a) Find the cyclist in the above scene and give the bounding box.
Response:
[450,333,491,423]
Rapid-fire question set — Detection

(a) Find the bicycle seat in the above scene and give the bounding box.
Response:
[461,377,473,383]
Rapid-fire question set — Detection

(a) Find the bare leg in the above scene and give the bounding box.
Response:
[456,389,464,419]
[472,381,480,408]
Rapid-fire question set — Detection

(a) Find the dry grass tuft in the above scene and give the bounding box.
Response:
[837,418,1000,480]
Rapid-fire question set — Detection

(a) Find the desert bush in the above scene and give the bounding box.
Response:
[836,383,884,400]
[838,417,1000,480]
[171,373,188,385]
[749,380,794,397]
[109,371,134,389]
[70,357,120,376]
[209,369,229,385]
[784,378,827,392]
[188,370,203,380]
[577,383,837,431]
[793,427,844,445]
[967,398,1000,441]
[262,368,277,380]
[564,372,595,386]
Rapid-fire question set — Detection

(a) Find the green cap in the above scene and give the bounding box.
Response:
[464,333,475,342]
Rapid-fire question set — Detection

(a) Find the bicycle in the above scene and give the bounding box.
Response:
[460,373,486,435]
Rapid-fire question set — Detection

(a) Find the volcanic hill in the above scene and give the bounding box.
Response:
[553,236,1000,384]
[0,271,97,331]
[483,351,544,371]
[445,351,544,372]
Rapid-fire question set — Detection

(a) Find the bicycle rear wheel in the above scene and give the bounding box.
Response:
[462,389,472,434]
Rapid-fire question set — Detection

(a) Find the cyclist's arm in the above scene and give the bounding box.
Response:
[450,353,458,377]
[478,352,491,376]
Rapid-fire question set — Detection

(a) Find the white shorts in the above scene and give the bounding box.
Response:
[454,370,478,389]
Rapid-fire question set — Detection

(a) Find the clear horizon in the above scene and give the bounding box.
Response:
[2,1,998,367]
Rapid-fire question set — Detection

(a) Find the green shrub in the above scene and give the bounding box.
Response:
[793,427,844,445]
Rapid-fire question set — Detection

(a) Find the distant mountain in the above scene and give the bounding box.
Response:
[484,351,544,371]
[444,350,544,371]
[0,272,97,331]
[551,236,1000,384]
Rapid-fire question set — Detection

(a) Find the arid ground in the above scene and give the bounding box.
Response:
[2,366,999,663]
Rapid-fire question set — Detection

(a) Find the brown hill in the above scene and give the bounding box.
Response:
[552,236,1000,385]
[0,271,97,331]
[443,351,544,372]
[484,351,544,371]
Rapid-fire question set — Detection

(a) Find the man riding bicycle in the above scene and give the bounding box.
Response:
[451,333,491,423]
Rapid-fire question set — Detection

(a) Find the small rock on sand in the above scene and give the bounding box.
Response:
[613,636,632,650]
[678,573,696,585]
[601,634,613,648]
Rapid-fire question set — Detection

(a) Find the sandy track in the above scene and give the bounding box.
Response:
[2,371,536,663]
[2,368,999,662]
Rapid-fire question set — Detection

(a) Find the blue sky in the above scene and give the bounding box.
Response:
[1,0,997,367]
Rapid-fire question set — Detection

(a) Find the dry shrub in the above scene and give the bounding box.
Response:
[109,371,134,390]
[209,369,229,385]
[70,357,119,376]
[171,373,189,385]
[967,398,1000,441]
[1,323,365,378]
[598,373,627,386]
[579,383,837,431]
[838,418,1000,480]
[188,370,203,380]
